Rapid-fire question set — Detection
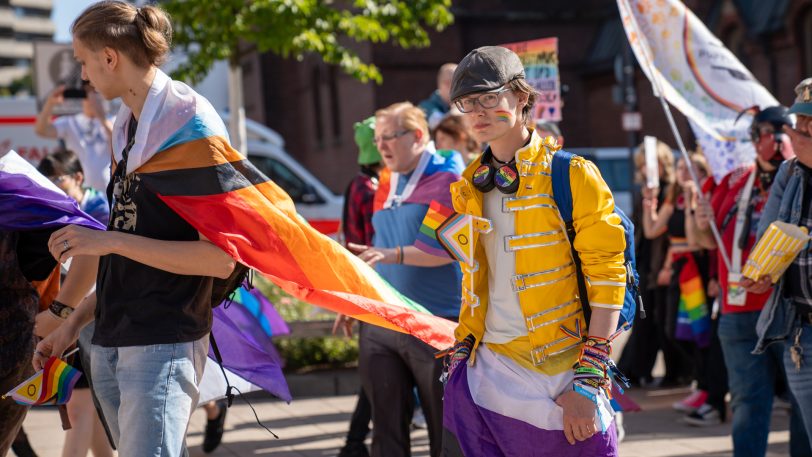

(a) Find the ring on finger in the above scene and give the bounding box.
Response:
[63,240,69,251]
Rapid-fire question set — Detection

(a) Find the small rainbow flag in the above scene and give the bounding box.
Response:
[3,356,82,406]
[414,200,456,257]
[674,253,711,347]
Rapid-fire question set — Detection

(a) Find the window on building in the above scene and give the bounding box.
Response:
[311,65,324,148]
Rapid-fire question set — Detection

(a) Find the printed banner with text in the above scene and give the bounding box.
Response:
[501,37,562,122]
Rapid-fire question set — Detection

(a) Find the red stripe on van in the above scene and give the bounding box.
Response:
[309,219,340,235]
[0,117,37,124]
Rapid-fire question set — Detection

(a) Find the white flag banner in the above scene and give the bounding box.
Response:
[617,0,779,181]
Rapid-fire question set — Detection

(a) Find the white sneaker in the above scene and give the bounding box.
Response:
[615,412,626,443]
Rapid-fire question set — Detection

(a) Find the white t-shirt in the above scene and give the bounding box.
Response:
[481,190,527,344]
[53,114,111,193]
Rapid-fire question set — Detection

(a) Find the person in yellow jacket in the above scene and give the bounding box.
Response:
[441,46,627,457]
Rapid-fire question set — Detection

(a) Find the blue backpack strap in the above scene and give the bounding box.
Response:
[551,150,575,225]
[551,150,592,322]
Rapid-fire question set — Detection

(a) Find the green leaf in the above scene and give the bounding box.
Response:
[164,0,453,84]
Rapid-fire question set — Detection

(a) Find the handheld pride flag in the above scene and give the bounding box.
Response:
[3,353,82,406]
[414,200,456,258]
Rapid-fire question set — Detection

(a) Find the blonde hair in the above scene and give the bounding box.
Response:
[633,139,675,186]
[375,102,430,146]
[667,151,710,204]
[72,1,172,68]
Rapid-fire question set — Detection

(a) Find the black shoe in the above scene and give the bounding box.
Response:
[337,441,369,457]
[683,403,723,427]
[203,403,227,453]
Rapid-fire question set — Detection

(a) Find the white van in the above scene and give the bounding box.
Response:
[0,99,344,237]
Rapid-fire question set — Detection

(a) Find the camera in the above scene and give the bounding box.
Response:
[63,87,87,99]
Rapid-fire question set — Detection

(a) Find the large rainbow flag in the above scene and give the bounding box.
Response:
[3,356,82,405]
[111,70,457,364]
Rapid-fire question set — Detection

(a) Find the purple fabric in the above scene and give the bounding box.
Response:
[211,288,291,402]
[0,170,105,232]
[405,170,460,209]
[443,361,618,457]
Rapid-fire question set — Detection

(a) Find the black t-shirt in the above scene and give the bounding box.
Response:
[93,117,213,347]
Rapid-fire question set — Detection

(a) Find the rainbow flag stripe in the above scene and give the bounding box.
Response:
[3,356,82,406]
[125,81,457,350]
[414,200,456,257]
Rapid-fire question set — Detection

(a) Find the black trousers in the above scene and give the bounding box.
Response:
[359,323,445,457]
[345,387,372,444]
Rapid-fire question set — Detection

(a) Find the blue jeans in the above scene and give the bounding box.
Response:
[91,336,208,457]
[719,312,809,457]
[784,321,812,454]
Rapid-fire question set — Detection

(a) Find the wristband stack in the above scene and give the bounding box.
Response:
[439,334,475,384]
[571,335,631,407]
[572,336,613,404]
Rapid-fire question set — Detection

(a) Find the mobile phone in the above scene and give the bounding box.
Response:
[63,88,87,99]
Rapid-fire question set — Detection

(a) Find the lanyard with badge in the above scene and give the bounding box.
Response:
[727,170,757,306]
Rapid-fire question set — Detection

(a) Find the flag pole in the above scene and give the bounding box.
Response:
[618,0,732,272]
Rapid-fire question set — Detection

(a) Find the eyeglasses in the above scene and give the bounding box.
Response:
[374,129,412,144]
[454,87,511,113]
[50,175,69,184]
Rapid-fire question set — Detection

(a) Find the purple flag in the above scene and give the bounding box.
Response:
[0,151,105,232]
[211,286,291,402]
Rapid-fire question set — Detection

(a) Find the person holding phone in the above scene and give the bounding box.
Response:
[35,81,113,194]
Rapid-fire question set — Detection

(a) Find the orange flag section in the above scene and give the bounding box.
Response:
[142,139,457,349]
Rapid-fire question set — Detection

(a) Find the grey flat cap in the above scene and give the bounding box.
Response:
[450,46,525,101]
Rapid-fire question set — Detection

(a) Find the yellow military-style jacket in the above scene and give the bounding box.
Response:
[450,130,627,374]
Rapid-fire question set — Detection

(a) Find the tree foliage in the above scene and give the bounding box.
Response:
[163,0,454,84]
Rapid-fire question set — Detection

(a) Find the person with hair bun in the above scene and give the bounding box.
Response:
[32,2,237,455]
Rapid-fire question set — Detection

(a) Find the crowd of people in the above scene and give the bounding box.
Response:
[617,100,812,457]
[3,1,812,457]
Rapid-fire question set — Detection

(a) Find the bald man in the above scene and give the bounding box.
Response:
[418,63,457,129]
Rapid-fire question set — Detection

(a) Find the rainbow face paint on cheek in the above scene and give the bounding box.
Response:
[495,110,512,123]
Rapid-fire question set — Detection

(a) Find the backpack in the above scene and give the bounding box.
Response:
[550,150,644,331]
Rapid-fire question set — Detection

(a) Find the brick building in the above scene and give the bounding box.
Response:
[241,0,812,192]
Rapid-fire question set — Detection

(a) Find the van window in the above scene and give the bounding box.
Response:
[249,155,308,202]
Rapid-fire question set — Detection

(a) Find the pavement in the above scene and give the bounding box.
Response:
[19,382,794,457]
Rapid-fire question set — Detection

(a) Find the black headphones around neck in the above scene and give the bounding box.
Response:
[471,147,520,194]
